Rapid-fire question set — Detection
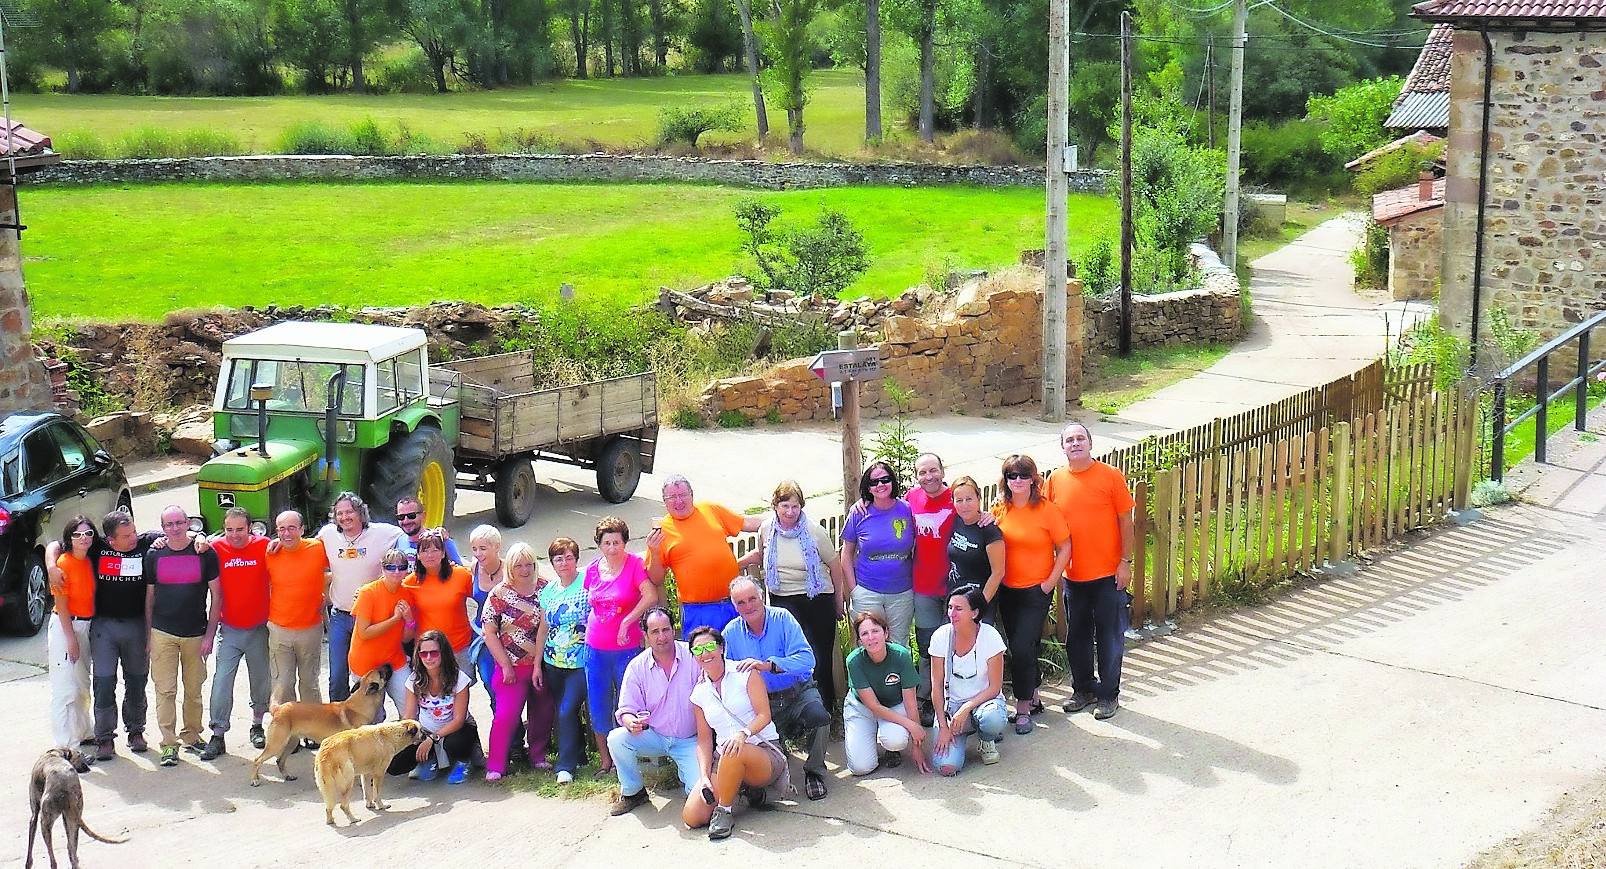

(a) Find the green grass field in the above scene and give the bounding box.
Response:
[21,181,1114,322]
[15,69,972,161]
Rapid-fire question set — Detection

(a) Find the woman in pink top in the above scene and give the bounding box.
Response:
[583,516,656,774]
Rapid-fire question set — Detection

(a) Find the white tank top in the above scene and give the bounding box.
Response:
[691,667,781,744]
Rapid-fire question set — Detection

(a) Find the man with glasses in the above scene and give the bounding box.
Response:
[145,505,223,767]
[392,496,461,569]
[607,607,702,816]
[645,475,763,639]
[264,510,328,712]
[723,577,833,801]
[1044,422,1136,721]
[304,493,404,701]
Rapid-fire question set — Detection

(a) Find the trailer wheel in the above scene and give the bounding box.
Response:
[596,436,642,504]
[370,425,457,528]
[494,457,538,528]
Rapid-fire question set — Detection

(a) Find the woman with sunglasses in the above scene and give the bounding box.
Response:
[682,626,790,840]
[928,584,1008,775]
[584,518,654,776]
[992,454,1071,735]
[349,548,416,718]
[49,515,98,750]
[840,461,918,650]
[481,541,552,781]
[388,629,481,784]
[404,528,476,682]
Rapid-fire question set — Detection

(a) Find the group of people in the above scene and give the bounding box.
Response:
[41,421,1135,842]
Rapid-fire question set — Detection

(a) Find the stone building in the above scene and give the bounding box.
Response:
[1413,0,1606,362]
[1385,23,1454,136]
[1373,174,1445,301]
[0,124,61,418]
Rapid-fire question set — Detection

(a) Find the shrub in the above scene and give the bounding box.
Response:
[176,129,245,157]
[277,121,356,155]
[867,380,920,486]
[1121,126,1224,293]
[671,408,708,429]
[735,200,870,299]
[348,118,392,156]
[115,127,181,158]
[1305,76,1404,162]
[716,410,754,428]
[391,121,444,156]
[1240,119,1343,193]
[56,131,109,160]
[459,131,490,155]
[371,47,437,94]
[1354,140,1445,195]
[496,128,558,154]
[1351,220,1389,290]
[657,102,744,147]
[1077,236,1117,296]
[944,129,1026,166]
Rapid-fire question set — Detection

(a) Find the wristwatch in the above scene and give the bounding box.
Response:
[768,658,784,674]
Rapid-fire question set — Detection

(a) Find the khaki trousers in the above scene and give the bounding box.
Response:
[150,629,206,748]
[268,623,323,706]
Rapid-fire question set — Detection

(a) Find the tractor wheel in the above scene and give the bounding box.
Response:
[596,436,642,504]
[494,457,538,528]
[369,425,457,529]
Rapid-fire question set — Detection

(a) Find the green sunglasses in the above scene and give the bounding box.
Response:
[690,642,720,655]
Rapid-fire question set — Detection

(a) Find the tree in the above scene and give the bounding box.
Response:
[757,0,817,154]
[393,0,481,91]
[865,0,882,141]
[686,0,741,71]
[23,0,122,93]
[911,0,937,143]
[337,0,391,91]
[273,0,345,91]
[732,0,769,140]
[1305,75,1404,161]
[1067,60,1118,164]
[735,199,870,298]
[562,0,591,77]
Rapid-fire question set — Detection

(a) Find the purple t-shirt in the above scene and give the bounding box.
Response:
[842,500,916,594]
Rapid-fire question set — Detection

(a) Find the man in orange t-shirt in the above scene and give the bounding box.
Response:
[1044,422,1136,721]
[645,474,763,639]
[203,507,274,760]
[265,510,329,707]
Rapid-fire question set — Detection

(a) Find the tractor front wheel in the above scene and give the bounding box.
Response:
[369,425,457,529]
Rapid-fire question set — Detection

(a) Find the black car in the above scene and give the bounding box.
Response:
[0,412,131,635]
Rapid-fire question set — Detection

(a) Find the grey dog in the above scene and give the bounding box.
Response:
[26,748,128,869]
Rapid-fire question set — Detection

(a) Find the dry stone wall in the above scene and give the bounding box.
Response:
[0,185,52,416]
[1386,208,1442,302]
[28,154,1113,192]
[1083,243,1244,355]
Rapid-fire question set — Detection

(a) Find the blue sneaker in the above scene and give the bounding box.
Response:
[414,757,439,782]
[446,761,471,785]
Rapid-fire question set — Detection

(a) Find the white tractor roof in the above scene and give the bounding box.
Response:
[222,321,426,364]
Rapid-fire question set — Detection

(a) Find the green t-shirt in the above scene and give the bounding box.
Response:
[846,642,918,708]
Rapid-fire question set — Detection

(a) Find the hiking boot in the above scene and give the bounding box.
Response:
[610,789,650,816]
[884,750,903,769]
[805,771,827,801]
[249,724,266,750]
[1062,692,1097,715]
[127,732,148,753]
[707,806,736,840]
[1093,699,1119,721]
[979,739,1001,765]
[160,745,180,767]
[96,739,115,762]
[200,734,226,761]
[447,761,471,785]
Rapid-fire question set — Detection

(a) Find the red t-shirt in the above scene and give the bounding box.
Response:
[906,487,955,597]
[212,536,271,629]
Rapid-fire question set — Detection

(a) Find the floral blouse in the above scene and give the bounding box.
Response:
[480,581,545,666]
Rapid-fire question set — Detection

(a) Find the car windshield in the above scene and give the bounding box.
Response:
[223,359,364,415]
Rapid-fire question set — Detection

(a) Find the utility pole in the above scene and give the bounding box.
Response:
[1206,37,1215,150]
[1042,0,1068,420]
[1119,10,1134,358]
[1223,0,1247,270]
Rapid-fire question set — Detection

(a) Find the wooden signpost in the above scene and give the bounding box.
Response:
[810,332,883,506]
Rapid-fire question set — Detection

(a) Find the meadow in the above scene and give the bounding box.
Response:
[21,180,1114,322]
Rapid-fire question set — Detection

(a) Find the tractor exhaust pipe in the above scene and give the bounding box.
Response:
[322,369,345,485]
[249,383,273,459]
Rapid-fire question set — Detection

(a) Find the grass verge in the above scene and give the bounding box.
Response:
[1079,343,1234,416]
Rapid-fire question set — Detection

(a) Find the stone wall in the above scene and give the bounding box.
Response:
[1438,28,1606,360]
[1387,207,1443,302]
[0,185,53,416]
[698,268,1084,423]
[26,153,1113,192]
[1082,245,1242,354]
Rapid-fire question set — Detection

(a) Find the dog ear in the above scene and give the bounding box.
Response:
[378,664,394,680]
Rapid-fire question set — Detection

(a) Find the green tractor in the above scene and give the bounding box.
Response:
[197,321,658,532]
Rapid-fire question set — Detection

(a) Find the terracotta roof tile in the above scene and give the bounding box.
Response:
[1413,0,1606,21]
[1402,24,1453,94]
[1346,130,1444,170]
[0,121,52,158]
[1373,177,1446,225]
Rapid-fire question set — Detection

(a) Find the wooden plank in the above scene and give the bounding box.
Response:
[1152,470,1174,622]
[1302,430,1318,572]
[1180,459,1198,610]
[1255,442,1274,579]
[1213,445,1229,594]
[557,383,604,443]
[1317,426,1332,567]
[1199,451,1217,602]
[1132,480,1148,626]
[1272,437,1290,577]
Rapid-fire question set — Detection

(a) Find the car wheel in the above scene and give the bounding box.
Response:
[1,551,50,636]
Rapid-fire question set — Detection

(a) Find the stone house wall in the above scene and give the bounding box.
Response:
[1438,28,1606,359]
[699,269,1084,422]
[0,185,52,416]
[27,154,1113,192]
[1387,207,1443,302]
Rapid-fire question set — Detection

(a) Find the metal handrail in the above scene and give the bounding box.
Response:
[1489,309,1606,481]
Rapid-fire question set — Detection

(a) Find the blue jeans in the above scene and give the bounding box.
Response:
[1065,577,1127,701]
[475,647,498,708]
[327,609,356,702]
[929,696,1008,773]
[543,662,587,774]
[679,601,738,640]
[607,726,701,796]
[584,647,636,736]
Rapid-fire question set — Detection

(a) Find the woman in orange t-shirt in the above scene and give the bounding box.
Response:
[50,515,98,748]
[403,529,475,681]
[350,548,414,717]
[991,454,1071,736]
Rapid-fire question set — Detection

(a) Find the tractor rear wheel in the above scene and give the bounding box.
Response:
[369,425,457,528]
[494,457,538,528]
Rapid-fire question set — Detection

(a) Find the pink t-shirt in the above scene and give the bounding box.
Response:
[583,553,648,651]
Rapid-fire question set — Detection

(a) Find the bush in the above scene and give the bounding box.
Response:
[370,47,437,94]
[56,131,109,160]
[1305,76,1404,162]
[1351,220,1389,290]
[348,118,391,156]
[735,200,870,299]
[1122,125,1224,293]
[944,129,1026,166]
[716,410,754,428]
[176,129,245,157]
[1077,236,1117,296]
[1354,140,1445,195]
[1240,119,1344,193]
[495,128,558,154]
[657,102,744,147]
[277,121,356,155]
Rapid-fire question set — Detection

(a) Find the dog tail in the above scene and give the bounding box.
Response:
[77,817,129,845]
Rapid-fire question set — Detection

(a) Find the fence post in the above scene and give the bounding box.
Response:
[1577,331,1591,432]
[1330,421,1351,565]
[1132,479,1148,626]
[1492,381,1507,483]
[1153,469,1175,621]
[1536,355,1550,465]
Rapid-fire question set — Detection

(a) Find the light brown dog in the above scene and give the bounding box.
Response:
[26,748,127,869]
[250,665,393,786]
[313,720,424,826]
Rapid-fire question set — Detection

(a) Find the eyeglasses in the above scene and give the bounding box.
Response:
[382,564,409,572]
[690,642,719,655]
[1004,472,1034,481]
[869,477,894,486]
[396,511,421,521]
[70,530,95,538]
[417,648,442,659]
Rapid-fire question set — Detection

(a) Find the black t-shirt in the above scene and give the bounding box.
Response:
[946,517,1003,593]
[91,532,161,620]
[144,542,220,638]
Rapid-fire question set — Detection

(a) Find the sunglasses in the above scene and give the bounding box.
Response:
[869,477,894,486]
[690,642,719,655]
[70,530,95,538]
[382,564,409,572]
[396,511,421,521]
[417,648,442,658]
[1004,472,1034,481]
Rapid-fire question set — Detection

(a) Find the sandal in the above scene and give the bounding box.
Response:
[1013,713,1033,735]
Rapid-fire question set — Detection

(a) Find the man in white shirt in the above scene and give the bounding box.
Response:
[309,492,404,702]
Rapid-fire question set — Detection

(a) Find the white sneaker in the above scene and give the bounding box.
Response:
[556,770,574,784]
[979,740,1001,765]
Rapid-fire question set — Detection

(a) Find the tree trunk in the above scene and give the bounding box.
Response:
[734,0,769,141]
[865,0,881,141]
[788,108,804,154]
[66,64,81,94]
[351,55,366,92]
[973,37,992,129]
[601,0,615,76]
[570,2,589,78]
[649,0,666,69]
[918,0,935,144]
[432,56,449,93]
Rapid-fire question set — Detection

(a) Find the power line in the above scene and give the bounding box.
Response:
[1260,2,1421,48]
